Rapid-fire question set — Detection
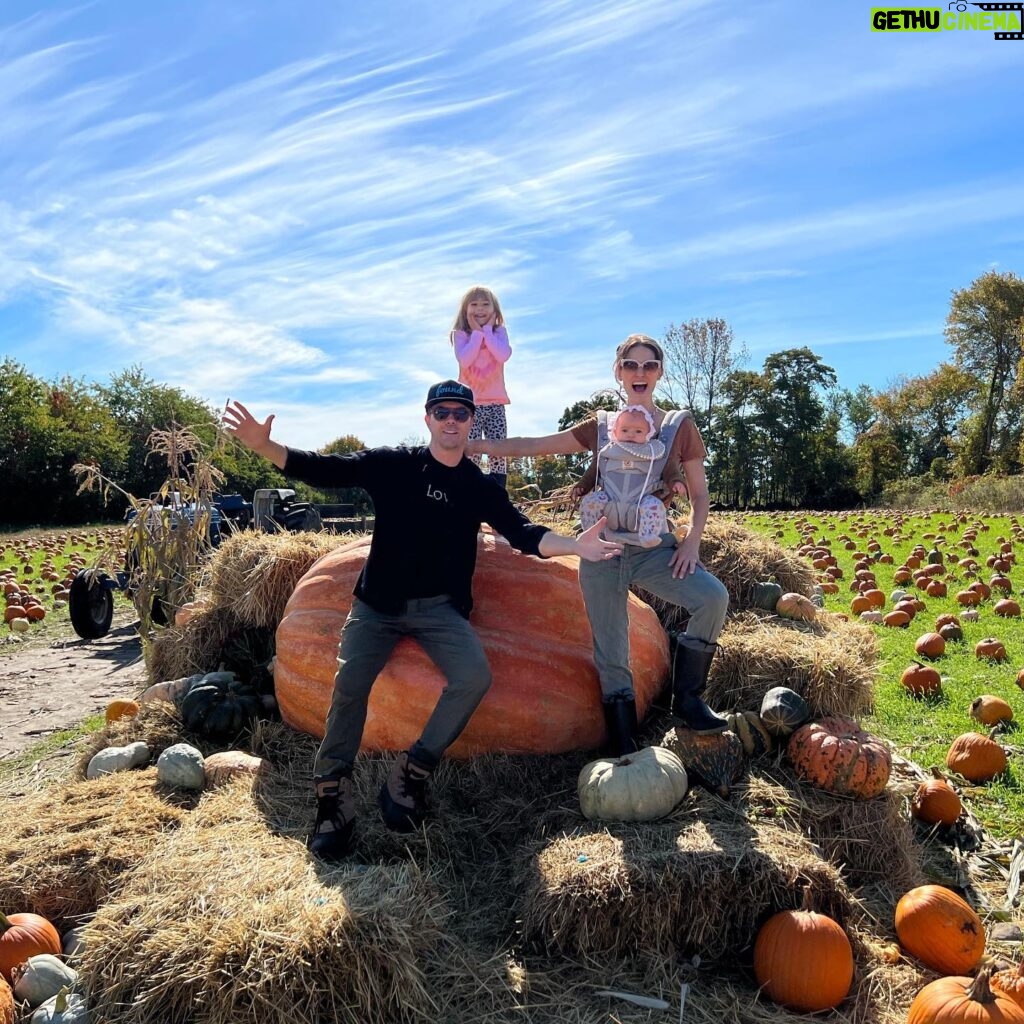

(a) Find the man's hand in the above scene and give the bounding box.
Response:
[576,517,623,562]
[223,400,274,453]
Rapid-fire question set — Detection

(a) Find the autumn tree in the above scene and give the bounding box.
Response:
[661,317,748,433]
[945,270,1024,473]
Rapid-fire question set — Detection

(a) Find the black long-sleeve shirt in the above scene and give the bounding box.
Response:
[283,445,549,618]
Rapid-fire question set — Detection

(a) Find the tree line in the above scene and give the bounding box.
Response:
[2,270,1021,527]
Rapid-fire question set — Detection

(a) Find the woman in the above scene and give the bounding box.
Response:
[470,334,729,754]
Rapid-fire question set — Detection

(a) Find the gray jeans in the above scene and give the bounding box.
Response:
[313,596,492,780]
[579,542,729,700]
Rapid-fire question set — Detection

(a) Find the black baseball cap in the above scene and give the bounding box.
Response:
[425,379,476,412]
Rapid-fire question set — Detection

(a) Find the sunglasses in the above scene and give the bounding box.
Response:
[620,358,661,373]
[430,405,473,422]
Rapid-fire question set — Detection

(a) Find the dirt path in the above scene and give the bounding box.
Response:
[0,620,148,761]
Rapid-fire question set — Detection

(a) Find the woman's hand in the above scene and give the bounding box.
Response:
[669,533,703,578]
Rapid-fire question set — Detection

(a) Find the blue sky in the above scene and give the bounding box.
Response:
[1,1,1022,450]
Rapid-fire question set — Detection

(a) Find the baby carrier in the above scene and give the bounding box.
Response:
[593,409,688,545]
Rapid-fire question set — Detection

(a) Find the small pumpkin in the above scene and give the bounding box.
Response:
[759,686,811,738]
[29,988,89,1024]
[895,884,985,976]
[992,960,1024,1010]
[203,750,266,789]
[12,955,78,1008]
[578,746,688,822]
[753,903,854,1012]
[139,673,204,705]
[180,672,263,741]
[995,598,1021,618]
[0,976,13,1024]
[726,711,774,758]
[910,778,961,827]
[946,732,1008,782]
[939,621,964,642]
[908,967,1024,1024]
[860,610,884,624]
[156,743,206,791]
[976,637,1008,662]
[662,727,744,798]
[0,913,61,983]
[915,632,946,659]
[970,695,1013,726]
[775,592,816,621]
[900,661,942,698]
[752,581,783,611]
[104,698,140,724]
[786,717,892,800]
[85,742,150,780]
[883,610,912,629]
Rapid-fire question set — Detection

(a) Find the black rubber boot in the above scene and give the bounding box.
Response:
[669,635,729,733]
[379,751,433,833]
[309,776,356,861]
[602,695,639,757]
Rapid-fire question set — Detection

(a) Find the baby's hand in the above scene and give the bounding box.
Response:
[671,481,687,495]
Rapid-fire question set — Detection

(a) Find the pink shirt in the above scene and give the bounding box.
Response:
[452,325,511,405]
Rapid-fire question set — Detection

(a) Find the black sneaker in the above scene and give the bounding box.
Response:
[378,751,431,833]
[309,777,356,861]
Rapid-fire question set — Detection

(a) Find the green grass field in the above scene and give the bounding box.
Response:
[736,509,1023,839]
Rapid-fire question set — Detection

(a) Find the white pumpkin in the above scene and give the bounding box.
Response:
[13,955,79,1008]
[578,745,688,822]
[157,743,206,790]
[61,927,87,959]
[29,989,89,1024]
[85,741,150,780]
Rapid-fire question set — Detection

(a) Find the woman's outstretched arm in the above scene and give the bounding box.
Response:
[468,428,587,459]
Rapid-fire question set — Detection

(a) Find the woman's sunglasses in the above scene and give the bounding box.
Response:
[620,359,661,373]
[430,406,473,422]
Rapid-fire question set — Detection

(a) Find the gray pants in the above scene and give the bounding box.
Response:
[579,542,729,700]
[313,596,492,780]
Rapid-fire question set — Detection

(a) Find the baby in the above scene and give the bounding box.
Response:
[578,406,684,547]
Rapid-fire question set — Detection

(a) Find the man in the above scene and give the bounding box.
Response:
[223,381,622,861]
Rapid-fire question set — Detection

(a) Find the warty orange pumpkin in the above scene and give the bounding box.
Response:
[786,716,892,800]
[274,532,669,756]
[993,960,1024,1010]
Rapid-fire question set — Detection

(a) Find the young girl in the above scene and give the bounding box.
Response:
[450,286,512,488]
[578,405,686,548]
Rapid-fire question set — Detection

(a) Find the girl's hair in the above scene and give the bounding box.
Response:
[611,405,656,441]
[451,285,505,339]
[612,333,665,371]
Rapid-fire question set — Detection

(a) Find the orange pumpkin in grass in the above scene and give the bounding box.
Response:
[946,732,1007,782]
[910,778,961,826]
[900,661,941,697]
[273,533,669,756]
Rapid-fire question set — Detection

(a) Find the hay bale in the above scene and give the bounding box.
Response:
[206,530,346,629]
[639,518,818,631]
[707,611,877,719]
[518,791,853,960]
[77,785,462,1024]
[146,605,248,682]
[745,769,924,893]
[0,769,192,928]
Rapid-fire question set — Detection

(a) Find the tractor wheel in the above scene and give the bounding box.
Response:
[69,570,115,639]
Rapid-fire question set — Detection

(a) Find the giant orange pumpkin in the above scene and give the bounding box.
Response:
[274,533,669,756]
[895,885,985,977]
